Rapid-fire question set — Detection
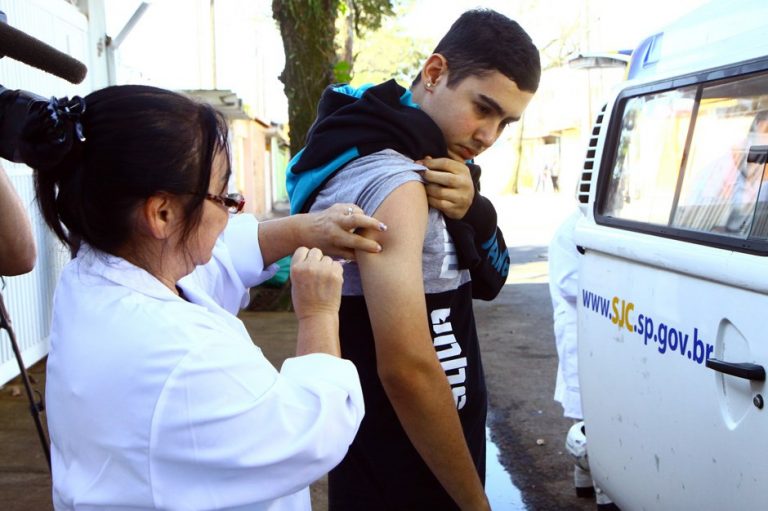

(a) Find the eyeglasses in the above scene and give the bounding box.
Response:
[205,192,245,214]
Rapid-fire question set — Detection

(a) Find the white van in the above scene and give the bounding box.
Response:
[575,1,768,509]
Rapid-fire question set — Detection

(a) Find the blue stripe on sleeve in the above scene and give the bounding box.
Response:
[286,147,361,214]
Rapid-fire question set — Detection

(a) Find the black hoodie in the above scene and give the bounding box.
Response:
[286,79,510,300]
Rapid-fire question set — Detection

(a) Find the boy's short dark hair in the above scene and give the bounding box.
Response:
[414,9,541,93]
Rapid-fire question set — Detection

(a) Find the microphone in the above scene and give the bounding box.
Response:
[0,15,87,85]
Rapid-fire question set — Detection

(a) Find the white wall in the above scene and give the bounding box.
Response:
[106,0,288,124]
[0,0,98,384]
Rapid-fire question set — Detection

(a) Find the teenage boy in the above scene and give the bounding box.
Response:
[287,9,540,510]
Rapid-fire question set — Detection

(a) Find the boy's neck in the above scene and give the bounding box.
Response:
[410,83,426,105]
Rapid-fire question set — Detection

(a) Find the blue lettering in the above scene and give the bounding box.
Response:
[489,244,498,268]
[658,324,668,354]
[600,296,610,318]
[585,293,711,369]
[488,242,499,270]
[499,256,509,278]
[493,248,509,275]
[692,328,705,364]
[644,317,654,345]
[481,233,497,251]
[668,328,678,351]
[597,295,608,315]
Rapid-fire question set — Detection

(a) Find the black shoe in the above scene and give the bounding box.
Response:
[574,465,594,498]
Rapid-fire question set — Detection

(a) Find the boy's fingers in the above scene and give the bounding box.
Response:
[423,169,454,186]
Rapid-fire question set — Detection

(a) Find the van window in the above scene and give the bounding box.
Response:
[602,88,695,223]
[600,69,768,246]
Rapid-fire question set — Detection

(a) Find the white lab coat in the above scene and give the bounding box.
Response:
[547,209,583,420]
[45,215,364,511]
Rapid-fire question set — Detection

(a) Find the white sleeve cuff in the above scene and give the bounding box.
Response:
[220,214,279,288]
[281,354,364,415]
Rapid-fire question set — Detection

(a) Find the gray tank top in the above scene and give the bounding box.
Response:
[310,149,471,296]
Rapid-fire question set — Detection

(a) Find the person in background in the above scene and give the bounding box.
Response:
[28,84,386,510]
[0,85,39,275]
[0,162,35,275]
[550,161,561,192]
[548,206,618,510]
[288,9,541,510]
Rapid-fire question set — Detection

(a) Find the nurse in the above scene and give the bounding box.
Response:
[29,85,380,510]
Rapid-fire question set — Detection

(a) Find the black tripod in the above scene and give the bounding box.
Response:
[0,286,51,471]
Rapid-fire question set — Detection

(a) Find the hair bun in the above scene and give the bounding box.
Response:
[19,95,85,170]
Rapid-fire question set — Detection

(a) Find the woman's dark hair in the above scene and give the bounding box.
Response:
[33,85,230,256]
[413,9,541,93]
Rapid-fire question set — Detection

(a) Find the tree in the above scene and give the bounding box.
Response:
[272,0,395,156]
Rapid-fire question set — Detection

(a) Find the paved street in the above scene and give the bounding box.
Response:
[474,191,594,510]
[0,191,597,510]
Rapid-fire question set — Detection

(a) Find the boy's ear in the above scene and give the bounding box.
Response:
[421,53,448,89]
[139,194,181,240]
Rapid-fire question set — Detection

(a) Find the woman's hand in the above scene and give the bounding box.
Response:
[301,203,387,260]
[290,247,344,356]
[290,247,343,319]
[418,156,475,220]
[258,204,387,266]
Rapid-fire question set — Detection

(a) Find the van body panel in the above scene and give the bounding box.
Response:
[576,1,768,508]
[578,246,767,510]
[628,0,768,82]
[575,222,768,294]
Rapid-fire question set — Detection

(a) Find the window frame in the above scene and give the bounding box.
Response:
[594,56,768,255]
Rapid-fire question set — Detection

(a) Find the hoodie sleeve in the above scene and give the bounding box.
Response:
[444,163,510,301]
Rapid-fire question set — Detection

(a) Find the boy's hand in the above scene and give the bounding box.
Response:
[418,156,475,219]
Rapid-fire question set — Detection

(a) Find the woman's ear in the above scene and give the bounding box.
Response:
[140,194,181,240]
[421,53,448,89]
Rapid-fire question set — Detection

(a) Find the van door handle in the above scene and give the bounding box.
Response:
[706,358,766,381]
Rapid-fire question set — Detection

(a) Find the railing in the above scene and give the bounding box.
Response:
[0,0,89,385]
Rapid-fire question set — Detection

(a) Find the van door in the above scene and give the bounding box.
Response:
[576,64,768,510]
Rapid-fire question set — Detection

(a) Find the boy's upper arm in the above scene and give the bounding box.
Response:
[355,181,435,366]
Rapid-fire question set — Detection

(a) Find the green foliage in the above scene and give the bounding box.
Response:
[333,60,353,83]
[273,0,396,155]
[346,0,430,86]
[343,0,395,36]
[351,21,431,86]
